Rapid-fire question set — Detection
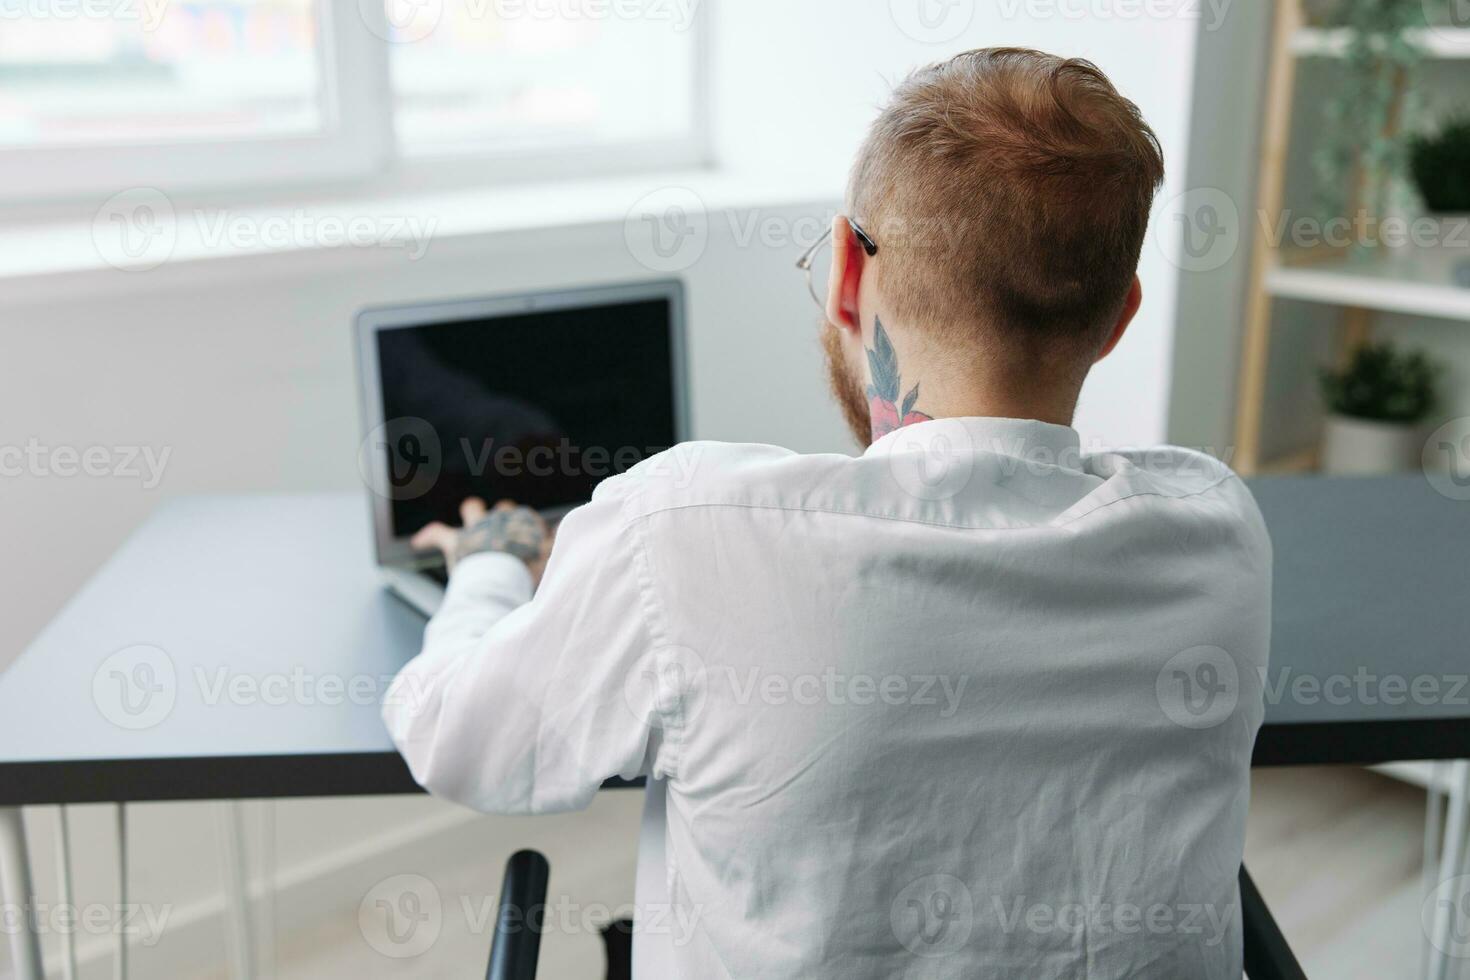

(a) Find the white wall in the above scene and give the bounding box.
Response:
[711,0,1205,447]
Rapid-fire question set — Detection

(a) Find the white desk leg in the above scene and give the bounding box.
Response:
[0,807,44,980]
[216,801,256,980]
[1423,764,1446,980]
[54,806,79,980]
[1428,761,1469,980]
[115,804,128,980]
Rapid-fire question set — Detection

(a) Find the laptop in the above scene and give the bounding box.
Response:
[354,280,689,616]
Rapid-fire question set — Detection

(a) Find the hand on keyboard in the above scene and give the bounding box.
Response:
[411,498,553,586]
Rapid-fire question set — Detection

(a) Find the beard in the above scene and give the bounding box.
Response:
[819,318,873,449]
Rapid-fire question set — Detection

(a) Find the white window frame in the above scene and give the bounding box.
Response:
[0,0,710,204]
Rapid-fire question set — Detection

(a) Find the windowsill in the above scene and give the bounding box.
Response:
[0,167,842,293]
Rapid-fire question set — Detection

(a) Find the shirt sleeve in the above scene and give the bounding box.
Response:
[381,475,666,814]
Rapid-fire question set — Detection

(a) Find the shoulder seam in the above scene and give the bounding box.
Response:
[617,471,1242,533]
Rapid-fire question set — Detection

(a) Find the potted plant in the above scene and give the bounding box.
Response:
[1410,116,1470,214]
[1319,342,1440,474]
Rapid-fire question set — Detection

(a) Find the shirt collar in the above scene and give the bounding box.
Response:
[863,416,1083,467]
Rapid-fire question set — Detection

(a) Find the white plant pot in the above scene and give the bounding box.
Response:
[1320,414,1423,475]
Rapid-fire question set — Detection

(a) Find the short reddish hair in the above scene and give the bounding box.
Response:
[849,48,1165,355]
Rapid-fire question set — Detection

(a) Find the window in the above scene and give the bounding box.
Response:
[0,1,324,146]
[0,0,706,200]
[388,2,701,158]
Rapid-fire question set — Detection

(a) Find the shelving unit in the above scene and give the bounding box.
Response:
[1267,246,1470,321]
[1231,4,1470,474]
[1290,26,1470,59]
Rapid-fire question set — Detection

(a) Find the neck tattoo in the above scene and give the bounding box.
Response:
[865,315,933,441]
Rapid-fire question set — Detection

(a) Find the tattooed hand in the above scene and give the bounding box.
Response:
[411,497,553,584]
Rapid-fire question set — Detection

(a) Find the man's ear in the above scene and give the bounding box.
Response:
[825,215,866,335]
[1095,275,1142,363]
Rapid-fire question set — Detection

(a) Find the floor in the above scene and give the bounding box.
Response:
[269,766,1438,979]
[4,766,1438,979]
[1246,767,1435,978]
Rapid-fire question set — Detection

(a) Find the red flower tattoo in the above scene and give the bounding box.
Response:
[865,316,932,440]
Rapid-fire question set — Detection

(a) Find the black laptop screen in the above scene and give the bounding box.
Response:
[375,297,678,538]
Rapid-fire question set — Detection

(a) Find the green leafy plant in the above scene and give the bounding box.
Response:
[1410,116,1470,213]
[1310,0,1441,221]
[1319,342,1440,423]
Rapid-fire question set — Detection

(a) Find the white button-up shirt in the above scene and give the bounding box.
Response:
[384,416,1272,979]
